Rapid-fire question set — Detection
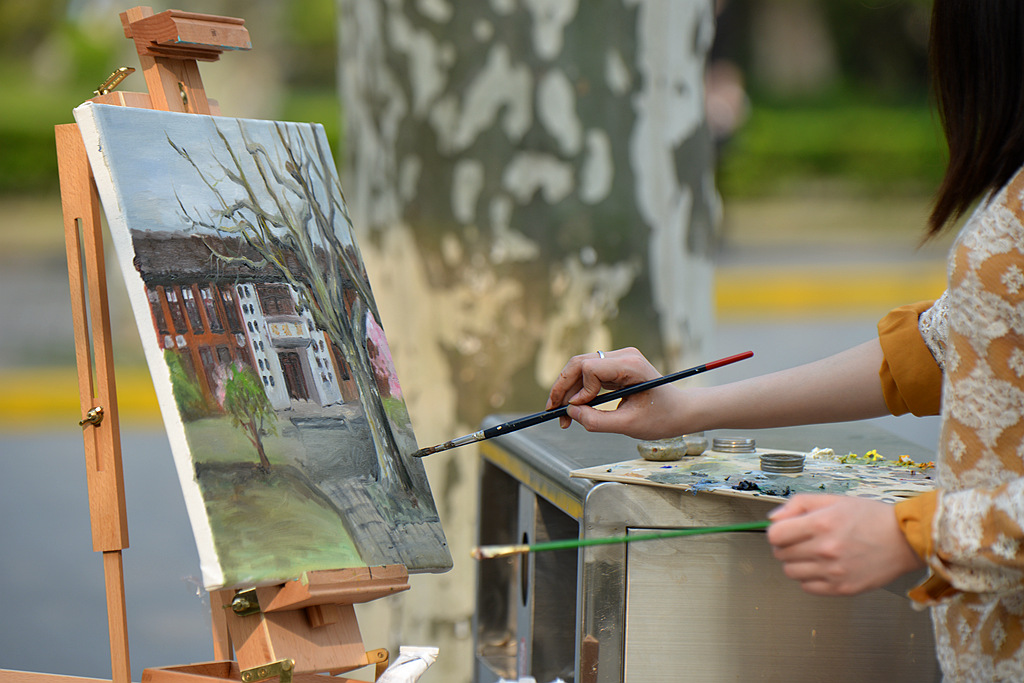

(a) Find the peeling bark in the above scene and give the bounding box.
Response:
[338,0,716,677]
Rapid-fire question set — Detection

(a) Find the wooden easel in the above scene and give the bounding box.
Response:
[52,7,409,683]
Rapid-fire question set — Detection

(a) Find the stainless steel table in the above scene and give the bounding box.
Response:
[473,417,940,683]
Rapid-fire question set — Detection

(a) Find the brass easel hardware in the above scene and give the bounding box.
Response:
[366,648,390,679]
[178,82,189,110]
[94,67,135,96]
[79,406,104,427]
[230,588,260,616]
[240,659,294,683]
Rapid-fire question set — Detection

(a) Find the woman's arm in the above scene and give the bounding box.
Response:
[546,339,891,440]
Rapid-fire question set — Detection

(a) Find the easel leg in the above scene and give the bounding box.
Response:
[56,121,133,683]
[103,551,131,683]
[209,590,234,661]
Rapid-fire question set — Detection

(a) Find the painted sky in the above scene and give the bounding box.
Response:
[74,103,355,253]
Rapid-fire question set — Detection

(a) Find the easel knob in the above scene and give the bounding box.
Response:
[79,406,104,427]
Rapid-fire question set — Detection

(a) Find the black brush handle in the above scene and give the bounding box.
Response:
[480,351,753,441]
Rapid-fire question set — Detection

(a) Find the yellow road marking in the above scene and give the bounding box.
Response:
[0,367,161,430]
[715,262,945,318]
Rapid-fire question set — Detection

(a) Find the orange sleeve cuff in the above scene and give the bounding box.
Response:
[878,301,943,417]
[895,491,959,603]
[895,490,939,562]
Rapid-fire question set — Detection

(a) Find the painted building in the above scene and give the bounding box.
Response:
[134,232,359,413]
[234,282,346,411]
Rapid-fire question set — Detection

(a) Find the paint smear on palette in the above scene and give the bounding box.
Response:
[572,449,936,503]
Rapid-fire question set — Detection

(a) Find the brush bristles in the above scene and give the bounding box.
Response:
[471,544,529,560]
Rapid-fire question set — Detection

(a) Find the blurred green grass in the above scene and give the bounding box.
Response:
[0,0,341,196]
[0,69,341,196]
[0,61,88,194]
[718,95,944,198]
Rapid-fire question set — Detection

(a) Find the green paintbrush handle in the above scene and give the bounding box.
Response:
[527,519,771,554]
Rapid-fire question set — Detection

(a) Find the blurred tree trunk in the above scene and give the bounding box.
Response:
[338,0,716,679]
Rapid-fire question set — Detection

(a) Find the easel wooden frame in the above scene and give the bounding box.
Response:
[46,7,410,683]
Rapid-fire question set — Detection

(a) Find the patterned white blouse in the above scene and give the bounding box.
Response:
[890,169,1024,682]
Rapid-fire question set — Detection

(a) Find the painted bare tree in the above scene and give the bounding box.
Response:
[339,0,717,678]
[169,119,416,493]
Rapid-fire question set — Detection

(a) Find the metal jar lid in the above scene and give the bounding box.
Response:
[712,436,756,453]
[760,452,805,474]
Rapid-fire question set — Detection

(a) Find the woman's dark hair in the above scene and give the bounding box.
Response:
[929,0,1024,234]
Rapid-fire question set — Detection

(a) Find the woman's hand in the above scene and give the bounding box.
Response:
[767,495,925,596]
[545,347,689,440]
[546,339,892,443]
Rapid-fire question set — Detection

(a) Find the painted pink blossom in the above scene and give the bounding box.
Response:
[365,311,403,399]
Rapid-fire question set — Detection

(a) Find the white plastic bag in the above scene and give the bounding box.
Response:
[375,646,439,683]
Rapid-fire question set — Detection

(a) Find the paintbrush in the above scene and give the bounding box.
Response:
[471,519,771,559]
[411,350,753,458]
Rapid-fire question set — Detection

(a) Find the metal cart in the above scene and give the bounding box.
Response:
[473,418,940,683]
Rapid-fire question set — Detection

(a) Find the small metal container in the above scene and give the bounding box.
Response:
[712,436,756,453]
[637,434,708,461]
[760,452,805,474]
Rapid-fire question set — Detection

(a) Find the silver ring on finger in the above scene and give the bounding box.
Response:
[597,350,605,359]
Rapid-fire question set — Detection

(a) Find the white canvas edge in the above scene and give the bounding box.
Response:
[73,101,225,590]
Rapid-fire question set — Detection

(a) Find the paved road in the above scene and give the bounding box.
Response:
[0,429,212,677]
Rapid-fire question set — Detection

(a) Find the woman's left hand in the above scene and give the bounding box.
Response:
[767,494,925,596]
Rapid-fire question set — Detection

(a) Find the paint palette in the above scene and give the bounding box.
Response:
[571,446,937,503]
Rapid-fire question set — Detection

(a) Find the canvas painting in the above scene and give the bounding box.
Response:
[74,103,451,590]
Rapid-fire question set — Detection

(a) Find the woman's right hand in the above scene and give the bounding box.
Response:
[545,347,689,440]
[545,338,892,442]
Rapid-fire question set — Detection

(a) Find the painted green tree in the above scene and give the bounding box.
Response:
[164,349,208,421]
[219,362,278,472]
